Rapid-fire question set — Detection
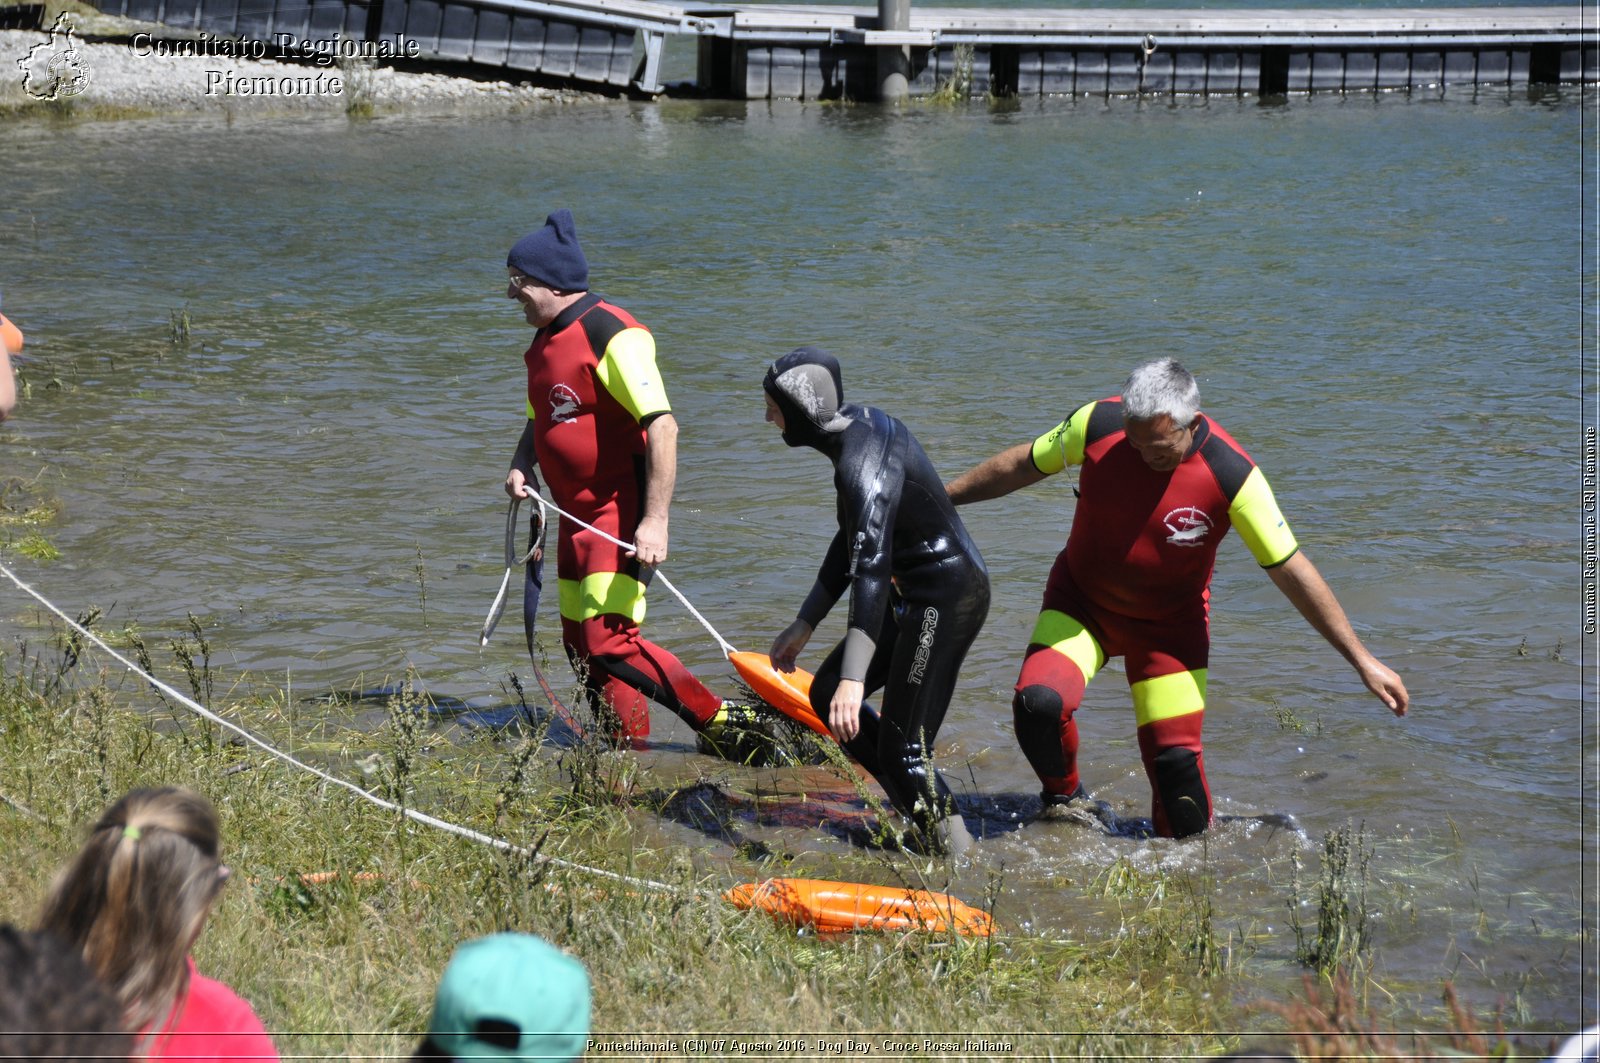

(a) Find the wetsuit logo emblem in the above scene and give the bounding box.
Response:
[548,384,581,424]
[1162,507,1213,548]
[908,606,939,685]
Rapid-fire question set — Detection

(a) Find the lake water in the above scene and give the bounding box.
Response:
[1,85,1592,1034]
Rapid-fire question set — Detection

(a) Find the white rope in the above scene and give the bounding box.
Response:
[522,492,739,659]
[0,561,678,896]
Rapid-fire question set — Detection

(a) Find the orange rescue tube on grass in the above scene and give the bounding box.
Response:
[725,877,994,936]
[728,650,830,738]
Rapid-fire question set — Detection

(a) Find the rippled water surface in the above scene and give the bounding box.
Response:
[1,87,1592,1031]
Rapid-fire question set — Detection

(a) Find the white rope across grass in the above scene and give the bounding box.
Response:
[0,560,678,896]
[3,560,1008,941]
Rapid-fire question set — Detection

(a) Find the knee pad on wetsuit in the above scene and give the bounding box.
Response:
[1013,684,1063,726]
[1152,746,1210,838]
[1013,683,1074,784]
[1013,683,1066,748]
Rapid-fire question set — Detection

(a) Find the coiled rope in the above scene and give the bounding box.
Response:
[0,560,679,896]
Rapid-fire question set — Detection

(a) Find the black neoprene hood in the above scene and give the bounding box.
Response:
[763,346,852,451]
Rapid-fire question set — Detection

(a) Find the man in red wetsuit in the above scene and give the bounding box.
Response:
[502,210,756,753]
[946,358,1408,837]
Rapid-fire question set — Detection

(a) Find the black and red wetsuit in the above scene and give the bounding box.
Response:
[522,293,721,739]
[1016,397,1298,837]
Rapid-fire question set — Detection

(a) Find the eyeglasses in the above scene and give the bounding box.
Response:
[508,273,533,289]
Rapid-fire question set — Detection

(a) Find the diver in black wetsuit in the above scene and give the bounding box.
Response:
[764,347,991,854]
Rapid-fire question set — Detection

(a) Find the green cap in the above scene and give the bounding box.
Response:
[425,933,590,1062]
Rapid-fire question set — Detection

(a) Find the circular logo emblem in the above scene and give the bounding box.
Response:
[548,384,581,424]
[46,48,89,96]
[1162,506,1213,547]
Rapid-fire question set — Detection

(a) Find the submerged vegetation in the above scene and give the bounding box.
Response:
[0,473,61,561]
[337,46,379,118]
[1290,821,1372,977]
[0,611,1568,1059]
[169,304,193,348]
[927,44,976,105]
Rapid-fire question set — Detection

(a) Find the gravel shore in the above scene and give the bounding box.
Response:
[1,13,601,116]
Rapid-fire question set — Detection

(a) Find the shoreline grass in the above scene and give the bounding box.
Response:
[0,615,1562,1061]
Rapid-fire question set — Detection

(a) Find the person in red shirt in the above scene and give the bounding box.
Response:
[502,210,760,755]
[0,289,22,421]
[947,358,1408,837]
[36,787,279,1061]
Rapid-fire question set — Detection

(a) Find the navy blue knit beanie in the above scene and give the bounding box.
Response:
[507,210,589,292]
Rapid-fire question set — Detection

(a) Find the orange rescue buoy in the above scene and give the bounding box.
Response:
[259,870,428,892]
[725,877,994,936]
[728,651,830,738]
[0,314,23,356]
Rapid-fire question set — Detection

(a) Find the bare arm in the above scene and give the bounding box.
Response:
[0,316,20,421]
[1266,551,1409,715]
[0,348,14,422]
[631,413,678,567]
[945,442,1046,504]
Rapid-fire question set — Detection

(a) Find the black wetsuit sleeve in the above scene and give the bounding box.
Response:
[797,529,849,629]
[838,420,902,651]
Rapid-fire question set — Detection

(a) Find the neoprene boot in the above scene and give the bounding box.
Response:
[695,702,783,766]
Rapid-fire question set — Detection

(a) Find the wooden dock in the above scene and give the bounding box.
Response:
[80,0,1597,99]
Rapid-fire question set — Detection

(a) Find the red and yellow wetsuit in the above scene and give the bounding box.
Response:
[524,293,720,739]
[1016,398,1299,836]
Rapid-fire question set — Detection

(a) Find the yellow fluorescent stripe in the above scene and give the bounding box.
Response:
[1028,609,1105,680]
[1027,401,1095,476]
[1060,401,1094,467]
[1131,669,1208,727]
[558,572,648,624]
[595,327,671,423]
[1030,421,1071,475]
[1231,466,1299,567]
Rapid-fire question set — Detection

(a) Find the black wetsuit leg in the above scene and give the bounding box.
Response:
[810,563,990,835]
[810,610,902,806]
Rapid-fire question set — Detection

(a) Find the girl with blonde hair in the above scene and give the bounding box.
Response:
[38,786,279,1061]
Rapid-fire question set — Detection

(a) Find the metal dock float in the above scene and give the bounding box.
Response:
[691,4,1597,98]
[82,0,706,91]
[79,0,1597,98]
